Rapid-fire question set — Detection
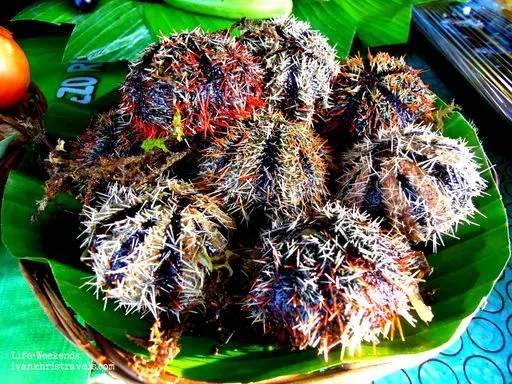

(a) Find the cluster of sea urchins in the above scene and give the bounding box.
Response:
[44,16,491,370]
[245,202,433,359]
[43,26,267,206]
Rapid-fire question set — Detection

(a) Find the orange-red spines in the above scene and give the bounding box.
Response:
[119,29,265,142]
[324,52,436,140]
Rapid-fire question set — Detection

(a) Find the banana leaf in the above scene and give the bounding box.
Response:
[1,101,509,382]
[12,0,460,63]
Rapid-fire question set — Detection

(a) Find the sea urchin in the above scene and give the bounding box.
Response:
[119,28,265,142]
[238,17,338,123]
[245,202,433,359]
[325,52,436,139]
[338,126,487,247]
[81,179,235,321]
[200,112,330,222]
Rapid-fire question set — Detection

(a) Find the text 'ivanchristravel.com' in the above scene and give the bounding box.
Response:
[10,351,115,371]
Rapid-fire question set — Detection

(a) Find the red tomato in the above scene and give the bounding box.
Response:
[0,27,30,110]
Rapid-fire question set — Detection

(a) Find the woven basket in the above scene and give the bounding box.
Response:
[14,127,498,383]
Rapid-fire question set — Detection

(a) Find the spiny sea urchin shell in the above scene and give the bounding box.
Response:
[238,17,338,123]
[119,28,264,142]
[337,126,487,248]
[324,52,436,139]
[200,112,330,221]
[245,201,433,359]
[71,109,138,164]
[81,179,235,320]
